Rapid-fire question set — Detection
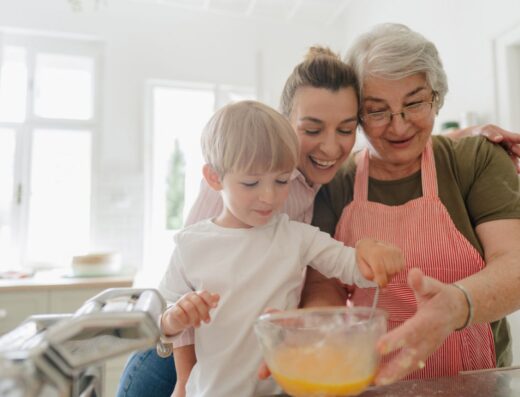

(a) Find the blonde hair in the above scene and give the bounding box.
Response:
[201,100,299,176]
[280,46,359,117]
[346,23,448,109]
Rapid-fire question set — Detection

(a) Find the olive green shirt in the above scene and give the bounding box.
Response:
[312,135,520,367]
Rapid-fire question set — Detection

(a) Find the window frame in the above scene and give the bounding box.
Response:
[0,29,103,269]
[142,80,255,274]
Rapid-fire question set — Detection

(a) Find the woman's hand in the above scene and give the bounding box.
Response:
[374,268,468,385]
[447,124,520,172]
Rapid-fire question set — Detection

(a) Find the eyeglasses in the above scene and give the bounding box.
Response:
[361,93,437,128]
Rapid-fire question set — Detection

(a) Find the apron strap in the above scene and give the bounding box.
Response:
[353,139,438,201]
[421,139,438,198]
[353,148,370,201]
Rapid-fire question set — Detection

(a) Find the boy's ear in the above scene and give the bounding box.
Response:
[203,164,223,191]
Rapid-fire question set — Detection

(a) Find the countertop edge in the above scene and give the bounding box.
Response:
[0,275,134,292]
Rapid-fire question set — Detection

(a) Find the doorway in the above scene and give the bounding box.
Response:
[495,24,520,131]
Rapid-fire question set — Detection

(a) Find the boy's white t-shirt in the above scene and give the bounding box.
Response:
[159,214,373,397]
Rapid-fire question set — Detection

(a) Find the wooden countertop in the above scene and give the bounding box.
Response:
[0,270,134,292]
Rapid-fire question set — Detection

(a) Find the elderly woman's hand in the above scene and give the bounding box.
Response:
[374,268,469,385]
[447,124,520,172]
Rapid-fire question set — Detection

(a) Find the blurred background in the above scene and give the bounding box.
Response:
[1,0,519,279]
[0,1,519,392]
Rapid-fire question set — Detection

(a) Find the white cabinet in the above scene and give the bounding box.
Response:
[0,276,134,396]
[106,356,131,396]
[0,291,49,335]
[49,287,107,313]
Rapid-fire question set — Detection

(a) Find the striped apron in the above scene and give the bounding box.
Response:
[334,139,496,379]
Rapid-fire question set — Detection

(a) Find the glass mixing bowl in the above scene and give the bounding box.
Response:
[254,307,387,397]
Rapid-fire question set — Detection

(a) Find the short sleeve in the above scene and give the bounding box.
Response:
[464,138,520,225]
[312,186,340,236]
[312,158,356,236]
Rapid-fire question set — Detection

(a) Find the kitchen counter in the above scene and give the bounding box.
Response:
[0,270,137,397]
[265,367,520,397]
[0,270,134,292]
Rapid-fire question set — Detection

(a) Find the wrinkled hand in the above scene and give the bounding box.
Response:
[472,124,520,172]
[356,239,406,287]
[161,290,220,335]
[374,269,466,385]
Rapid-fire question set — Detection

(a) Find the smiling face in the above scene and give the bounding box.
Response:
[213,168,292,229]
[361,74,437,179]
[289,86,358,186]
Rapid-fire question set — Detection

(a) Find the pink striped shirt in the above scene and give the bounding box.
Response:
[170,169,321,347]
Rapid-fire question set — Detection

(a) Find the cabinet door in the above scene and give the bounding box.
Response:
[48,287,106,313]
[0,291,49,335]
[105,355,131,396]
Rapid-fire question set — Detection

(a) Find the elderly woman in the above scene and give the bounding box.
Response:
[307,23,520,385]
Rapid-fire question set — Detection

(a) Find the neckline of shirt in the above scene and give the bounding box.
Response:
[205,213,286,234]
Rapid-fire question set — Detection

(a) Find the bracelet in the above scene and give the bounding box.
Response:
[452,283,474,331]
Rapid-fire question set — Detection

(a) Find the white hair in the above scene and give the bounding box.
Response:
[346,23,448,109]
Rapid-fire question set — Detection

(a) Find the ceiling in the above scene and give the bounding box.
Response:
[129,0,353,26]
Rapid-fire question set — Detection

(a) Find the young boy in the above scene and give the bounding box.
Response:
[158,100,404,397]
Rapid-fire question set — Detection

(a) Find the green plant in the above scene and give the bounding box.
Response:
[67,0,106,12]
[165,139,186,230]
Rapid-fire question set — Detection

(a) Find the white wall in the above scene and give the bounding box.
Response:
[0,0,350,270]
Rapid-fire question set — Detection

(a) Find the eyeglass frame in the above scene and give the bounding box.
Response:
[360,91,439,127]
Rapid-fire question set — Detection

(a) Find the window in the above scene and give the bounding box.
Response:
[0,31,101,270]
[0,128,16,266]
[0,46,27,123]
[34,53,94,120]
[142,82,254,282]
[26,129,92,266]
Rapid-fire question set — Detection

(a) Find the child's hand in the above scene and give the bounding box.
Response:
[161,291,220,336]
[355,239,405,288]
